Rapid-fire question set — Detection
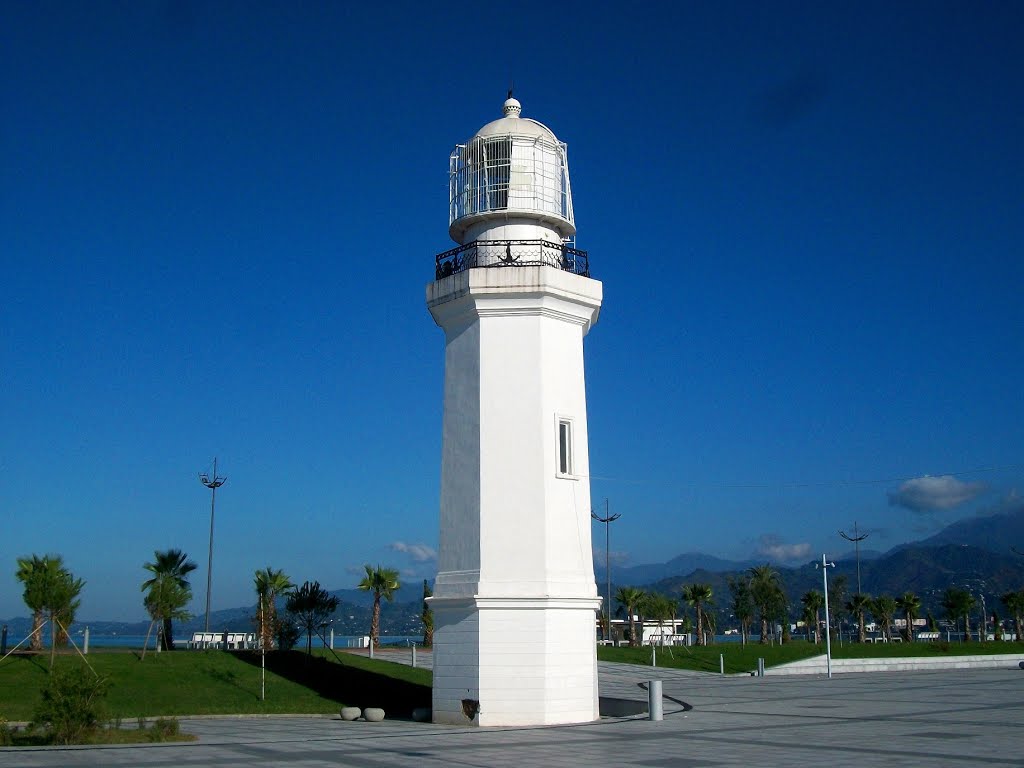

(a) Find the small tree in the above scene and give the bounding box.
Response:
[143,576,191,649]
[141,549,197,651]
[285,581,339,655]
[254,567,295,650]
[681,583,714,645]
[728,576,755,646]
[845,593,872,643]
[614,586,645,647]
[357,565,400,648]
[31,666,109,745]
[1001,590,1024,641]
[749,565,785,644]
[895,592,921,641]
[941,587,975,641]
[800,591,824,643]
[421,580,434,647]
[871,594,897,641]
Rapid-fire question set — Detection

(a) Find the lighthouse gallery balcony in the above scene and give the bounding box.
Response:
[434,239,590,281]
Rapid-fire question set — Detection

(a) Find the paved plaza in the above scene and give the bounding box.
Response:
[3,662,1023,767]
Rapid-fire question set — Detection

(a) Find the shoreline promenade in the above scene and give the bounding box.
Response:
[3,663,1022,767]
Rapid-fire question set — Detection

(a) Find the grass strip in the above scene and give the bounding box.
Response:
[0,649,431,722]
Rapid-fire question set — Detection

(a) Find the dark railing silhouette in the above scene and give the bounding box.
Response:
[435,239,590,281]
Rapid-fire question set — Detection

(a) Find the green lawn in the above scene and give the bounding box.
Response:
[0,649,431,722]
[832,640,1024,659]
[598,639,1024,673]
[598,641,822,673]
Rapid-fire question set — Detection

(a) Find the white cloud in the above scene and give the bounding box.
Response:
[888,475,986,513]
[389,541,437,562]
[754,534,811,563]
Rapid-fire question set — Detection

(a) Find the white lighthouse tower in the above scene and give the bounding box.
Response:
[426,96,603,727]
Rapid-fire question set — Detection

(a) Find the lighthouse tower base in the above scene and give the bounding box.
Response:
[431,596,601,726]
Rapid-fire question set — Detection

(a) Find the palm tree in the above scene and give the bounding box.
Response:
[895,592,921,641]
[681,584,714,645]
[748,565,785,644]
[1001,590,1024,641]
[254,567,295,650]
[142,549,197,650]
[357,565,400,648]
[828,575,848,642]
[728,576,755,646]
[941,587,976,641]
[421,580,434,647]
[144,575,191,648]
[845,593,872,643]
[613,586,644,647]
[800,590,824,643]
[871,594,897,641]
[645,593,678,644]
[16,554,84,666]
[16,555,49,651]
[285,581,339,655]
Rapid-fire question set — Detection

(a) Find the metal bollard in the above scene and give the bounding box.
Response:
[84,627,90,655]
[651,644,657,667]
[648,680,663,721]
[412,644,417,668]
[720,653,724,675]
[757,658,765,677]
[369,641,374,660]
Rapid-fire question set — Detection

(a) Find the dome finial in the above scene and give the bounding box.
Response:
[503,85,521,118]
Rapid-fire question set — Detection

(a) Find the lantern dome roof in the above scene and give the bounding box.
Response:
[470,97,560,143]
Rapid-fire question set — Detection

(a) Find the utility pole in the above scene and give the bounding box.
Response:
[839,521,870,595]
[591,499,620,644]
[199,458,227,633]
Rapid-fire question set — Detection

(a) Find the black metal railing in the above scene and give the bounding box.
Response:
[434,239,590,281]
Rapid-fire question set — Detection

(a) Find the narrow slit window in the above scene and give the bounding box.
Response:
[558,419,573,476]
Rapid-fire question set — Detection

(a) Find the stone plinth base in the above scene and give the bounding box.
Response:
[431,595,600,727]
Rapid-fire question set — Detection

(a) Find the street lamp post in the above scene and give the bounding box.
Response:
[591,499,620,644]
[839,521,869,595]
[816,555,836,679]
[199,457,227,633]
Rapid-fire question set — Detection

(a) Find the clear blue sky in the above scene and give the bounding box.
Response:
[2,2,1021,621]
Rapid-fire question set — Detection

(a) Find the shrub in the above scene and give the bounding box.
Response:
[0,717,13,746]
[148,717,180,742]
[30,666,109,745]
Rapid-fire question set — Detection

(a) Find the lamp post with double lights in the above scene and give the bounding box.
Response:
[816,555,836,679]
[199,458,227,633]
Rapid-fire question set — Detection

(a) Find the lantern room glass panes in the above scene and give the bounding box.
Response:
[450,134,574,227]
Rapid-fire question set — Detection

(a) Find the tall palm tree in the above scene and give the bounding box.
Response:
[1001,590,1024,641]
[895,592,921,641]
[800,591,824,643]
[357,565,400,648]
[871,594,897,641]
[614,586,645,647]
[681,584,714,645]
[941,587,975,641]
[254,567,295,650]
[845,593,872,643]
[748,565,785,644]
[142,549,197,650]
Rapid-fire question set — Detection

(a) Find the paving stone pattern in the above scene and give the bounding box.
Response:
[3,664,1023,767]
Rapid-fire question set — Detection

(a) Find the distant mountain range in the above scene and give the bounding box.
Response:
[5,507,1022,638]
[596,506,1024,622]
